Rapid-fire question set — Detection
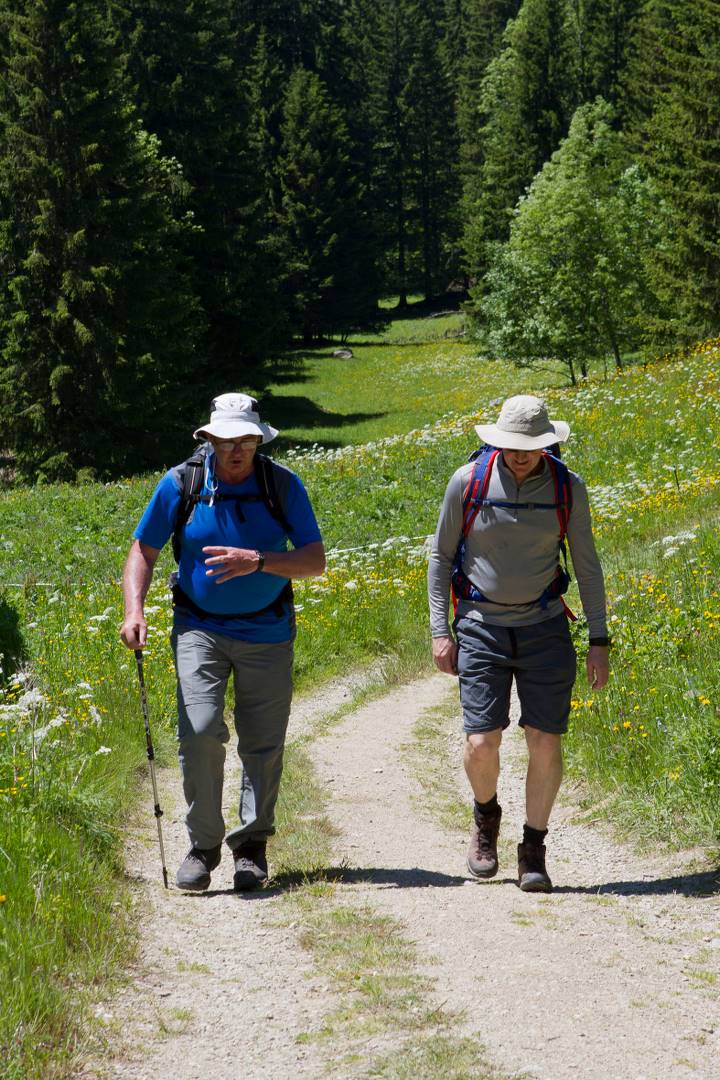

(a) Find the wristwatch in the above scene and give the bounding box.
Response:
[589,636,610,647]
[255,550,265,572]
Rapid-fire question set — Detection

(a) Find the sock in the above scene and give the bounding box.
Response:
[523,823,548,846]
[474,794,499,822]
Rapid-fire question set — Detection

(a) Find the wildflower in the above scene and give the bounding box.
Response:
[0,896,6,903]
[18,688,47,709]
[95,746,112,756]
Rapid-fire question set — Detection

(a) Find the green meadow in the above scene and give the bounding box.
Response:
[2,321,720,1074]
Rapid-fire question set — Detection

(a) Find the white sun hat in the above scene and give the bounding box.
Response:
[475,395,570,450]
[193,393,279,444]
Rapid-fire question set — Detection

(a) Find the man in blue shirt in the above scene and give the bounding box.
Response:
[121,393,325,891]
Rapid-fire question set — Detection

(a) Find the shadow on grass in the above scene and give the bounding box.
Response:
[262,393,385,441]
[0,591,26,678]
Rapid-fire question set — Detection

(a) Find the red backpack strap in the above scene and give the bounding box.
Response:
[461,449,500,537]
[545,453,572,541]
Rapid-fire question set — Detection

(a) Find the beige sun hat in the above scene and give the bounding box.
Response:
[475,395,570,450]
[193,393,278,444]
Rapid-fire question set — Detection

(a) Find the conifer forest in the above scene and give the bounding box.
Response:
[0,0,718,480]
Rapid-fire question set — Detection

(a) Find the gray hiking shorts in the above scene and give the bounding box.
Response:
[455,613,577,736]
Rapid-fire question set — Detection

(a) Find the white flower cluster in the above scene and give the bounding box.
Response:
[653,532,697,559]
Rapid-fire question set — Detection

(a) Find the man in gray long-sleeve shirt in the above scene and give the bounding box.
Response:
[428,395,609,892]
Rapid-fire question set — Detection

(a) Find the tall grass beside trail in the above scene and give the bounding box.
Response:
[0,580,177,1077]
[2,330,720,1073]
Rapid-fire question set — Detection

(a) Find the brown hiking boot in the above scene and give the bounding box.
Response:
[518,841,552,892]
[467,806,502,879]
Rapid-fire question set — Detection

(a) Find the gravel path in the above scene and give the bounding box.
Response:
[310,675,720,1079]
[84,672,720,1078]
[82,674,374,1080]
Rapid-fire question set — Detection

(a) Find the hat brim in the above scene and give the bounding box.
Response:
[193,420,278,444]
[474,420,570,450]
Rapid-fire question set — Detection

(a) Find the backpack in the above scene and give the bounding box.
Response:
[169,443,294,621]
[171,443,292,564]
[451,445,576,619]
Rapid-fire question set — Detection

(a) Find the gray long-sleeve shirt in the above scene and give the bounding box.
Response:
[428,453,607,638]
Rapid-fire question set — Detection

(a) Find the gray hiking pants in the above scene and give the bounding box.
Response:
[171,624,293,852]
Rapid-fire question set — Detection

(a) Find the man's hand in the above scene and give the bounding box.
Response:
[432,635,459,675]
[203,546,260,583]
[586,645,609,690]
[121,613,147,650]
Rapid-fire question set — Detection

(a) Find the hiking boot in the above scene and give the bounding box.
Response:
[176,845,222,891]
[232,839,268,892]
[467,805,502,879]
[518,841,552,893]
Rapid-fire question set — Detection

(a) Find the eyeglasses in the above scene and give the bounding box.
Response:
[211,436,261,452]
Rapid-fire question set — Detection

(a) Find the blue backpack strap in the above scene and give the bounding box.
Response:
[171,443,210,563]
[461,447,499,539]
[451,447,498,606]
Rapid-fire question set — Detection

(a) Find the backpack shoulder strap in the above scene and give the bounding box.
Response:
[544,453,573,541]
[253,454,293,535]
[171,444,210,563]
[461,448,500,538]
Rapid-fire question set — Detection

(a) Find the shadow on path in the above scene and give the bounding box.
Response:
[176,863,720,902]
[553,867,720,898]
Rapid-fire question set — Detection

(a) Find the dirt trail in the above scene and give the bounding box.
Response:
[86,673,720,1079]
[82,676,371,1080]
[310,675,720,1079]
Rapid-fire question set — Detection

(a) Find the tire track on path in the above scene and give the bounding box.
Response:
[310,675,720,1079]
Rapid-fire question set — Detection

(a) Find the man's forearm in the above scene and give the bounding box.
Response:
[261,541,326,579]
[123,541,159,615]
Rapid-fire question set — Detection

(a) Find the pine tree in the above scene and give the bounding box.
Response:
[405,1,460,298]
[565,0,643,108]
[463,0,579,282]
[120,0,287,381]
[237,0,385,338]
[0,0,200,481]
[454,0,521,260]
[276,67,378,342]
[362,0,415,303]
[625,0,720,342]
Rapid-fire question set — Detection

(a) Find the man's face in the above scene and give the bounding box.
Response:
[502,448,544,484]
[210,435,261,476]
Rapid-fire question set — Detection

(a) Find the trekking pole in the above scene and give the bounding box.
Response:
[134,649,169,889]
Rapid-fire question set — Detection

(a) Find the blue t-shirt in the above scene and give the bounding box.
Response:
[134,454,322,643]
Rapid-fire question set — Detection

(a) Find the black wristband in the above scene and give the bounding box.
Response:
[589,636,610,647]
[255,550,265,572]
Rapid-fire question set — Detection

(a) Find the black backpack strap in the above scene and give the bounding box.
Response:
[253,454,293,535]
[171,444,210,563]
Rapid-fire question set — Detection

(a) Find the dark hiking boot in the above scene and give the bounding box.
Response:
[467,805,502,879]
[518,841,552,893]
[176,845,222,891]
[232,839,268,892]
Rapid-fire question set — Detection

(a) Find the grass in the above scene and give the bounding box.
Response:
[264,316,570,452]
[404,691,470,834]
[3,318,720,1072]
